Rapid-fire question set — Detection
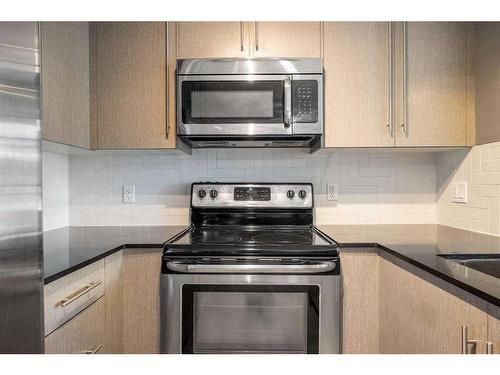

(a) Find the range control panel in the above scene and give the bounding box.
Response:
[192,183,313,208]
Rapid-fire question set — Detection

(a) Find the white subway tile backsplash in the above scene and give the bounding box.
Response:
[437,140,500,236]
[68,149,437,227]
[42,152,69,230]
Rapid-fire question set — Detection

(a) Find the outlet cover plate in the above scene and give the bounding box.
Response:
[123,185,135,203]
[327,183,338,201]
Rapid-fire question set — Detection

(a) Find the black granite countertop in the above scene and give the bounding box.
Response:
[43,226,186,284]
[318,224,500,307]
[43,224,500,307]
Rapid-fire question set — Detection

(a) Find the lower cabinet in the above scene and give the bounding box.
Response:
[45,297,105,354]
[122,248,163,354]
[44,248,163,354]
[45,246,498,354]
[104,251,124,354]
[379,256,489,354]
[340,250,379,353]
[488,307,500,354]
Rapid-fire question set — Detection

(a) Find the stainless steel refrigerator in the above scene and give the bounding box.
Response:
[0,22,43,353]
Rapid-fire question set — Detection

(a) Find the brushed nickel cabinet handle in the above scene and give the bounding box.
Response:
[461,326,478,354]
[60,280,102,307]
[255,22,259,51]
[82,344,102,354]
[486,342,494,354]
[165,22,170,138]
[387,22,394,137]
[240,22,244,52]
[401,21,409,137]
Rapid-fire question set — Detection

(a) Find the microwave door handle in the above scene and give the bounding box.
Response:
[166,260,336,274]
[284,77,292,129]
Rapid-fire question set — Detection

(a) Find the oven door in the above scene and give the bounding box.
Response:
[177,75,292,136]
[161,269,341,354]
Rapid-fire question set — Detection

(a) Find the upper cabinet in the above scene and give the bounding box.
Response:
[324,22,392,147]
[91,22,175,149]
[474,22,500,146]
[177,22,249,58]
[41,22,90,148]
[250,22,322,58]
[324,22,472,148]
[394,22,471,147]
[177,22,322,59]
[41,21,474,150]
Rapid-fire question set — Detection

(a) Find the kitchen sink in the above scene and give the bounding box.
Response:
[437,254,500,279]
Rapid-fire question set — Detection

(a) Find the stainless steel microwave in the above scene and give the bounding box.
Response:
[176,58,323,149]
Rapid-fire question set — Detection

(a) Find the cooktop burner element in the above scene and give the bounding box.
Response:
[191,232,242,245]
[252,232,312,246]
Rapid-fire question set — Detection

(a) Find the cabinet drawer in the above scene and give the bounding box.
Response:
[44,259,105,336]
[45,297,105,354]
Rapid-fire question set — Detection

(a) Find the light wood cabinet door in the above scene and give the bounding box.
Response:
[250,22,322,58]
[324,22,393,147]
[177,22,249,58]
[379,257,488,353]
[122,248,162,353]
[488,306,500,354]
[41,22,90,148]
[45,297,105,354]
[92,22,173,149]
[104,251,123,354]
[394,22,469,146]
[44,259,105,336]
[341,251,379,353]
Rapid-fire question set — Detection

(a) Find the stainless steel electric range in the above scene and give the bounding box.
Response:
[160,182,342,354]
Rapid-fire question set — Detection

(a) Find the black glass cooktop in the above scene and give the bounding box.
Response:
[164,226,339,257]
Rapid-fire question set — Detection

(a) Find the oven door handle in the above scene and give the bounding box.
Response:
[166,260,336,274]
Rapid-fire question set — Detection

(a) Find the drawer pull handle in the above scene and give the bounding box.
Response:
[486,342,494,354]
[82,344,102,354]
[60,281,102,307]
[461,326,478,354]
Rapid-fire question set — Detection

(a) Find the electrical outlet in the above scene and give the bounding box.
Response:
[327,183,338,201]
[123,185,135,203]
[451,182,467,203]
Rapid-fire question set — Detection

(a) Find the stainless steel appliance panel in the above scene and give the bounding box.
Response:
[0,22,43,353]
[191,183,313,209]
[177,58,323,75]
[160,273,341,354]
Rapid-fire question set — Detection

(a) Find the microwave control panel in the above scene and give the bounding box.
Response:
[292,80,318,123]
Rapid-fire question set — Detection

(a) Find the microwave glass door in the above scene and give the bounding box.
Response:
[181,80,285,124]
[181,284,319,354]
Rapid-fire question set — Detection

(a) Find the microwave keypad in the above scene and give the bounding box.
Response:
[292,80,318,123]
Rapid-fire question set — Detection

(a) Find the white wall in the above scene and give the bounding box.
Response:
[42,151,69,230]
[68,149,437,226]
[437,141,500,235]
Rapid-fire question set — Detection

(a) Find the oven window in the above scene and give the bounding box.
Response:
[182,285,319,354]
[182,81,284,124]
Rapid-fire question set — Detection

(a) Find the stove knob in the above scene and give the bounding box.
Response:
[197,189,207,199]
[286,190,295,199]
[298,190,307,199]
[209,189,218,199]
